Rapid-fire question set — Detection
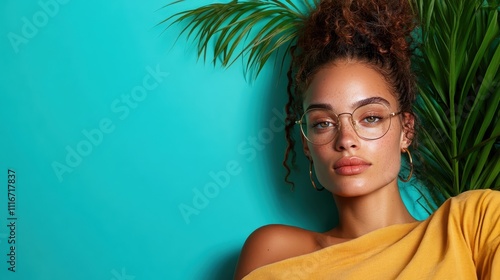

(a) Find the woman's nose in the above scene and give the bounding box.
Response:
[334,114,360,151]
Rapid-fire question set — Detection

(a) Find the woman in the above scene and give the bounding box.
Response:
[234,0,500,279]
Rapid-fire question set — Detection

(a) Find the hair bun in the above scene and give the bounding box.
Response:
[299,0,415,66]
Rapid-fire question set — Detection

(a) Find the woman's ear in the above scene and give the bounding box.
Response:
[302,134,311,159]
[400,112,415,149]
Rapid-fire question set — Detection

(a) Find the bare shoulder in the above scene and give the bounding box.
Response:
[233,224,319,280]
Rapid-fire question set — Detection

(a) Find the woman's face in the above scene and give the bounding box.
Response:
[302,60,412,197]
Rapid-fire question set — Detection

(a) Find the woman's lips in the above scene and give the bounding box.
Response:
[334,157,371,176]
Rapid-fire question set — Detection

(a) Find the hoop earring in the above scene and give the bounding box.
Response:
[399,148,413,182]
[309,160,324,191]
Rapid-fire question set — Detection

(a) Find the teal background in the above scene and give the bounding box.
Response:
[0,1,429,279]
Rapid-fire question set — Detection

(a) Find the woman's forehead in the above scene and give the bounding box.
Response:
[303,62,399,111]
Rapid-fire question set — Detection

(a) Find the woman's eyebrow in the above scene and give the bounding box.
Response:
[305,103,333,111]
[352,97,391,108]
[305,97,391,112]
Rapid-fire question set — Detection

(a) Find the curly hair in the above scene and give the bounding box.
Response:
[283,0,418,185]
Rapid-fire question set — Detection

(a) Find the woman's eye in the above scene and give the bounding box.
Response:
[313,121,334,129]
[361,115,382,124]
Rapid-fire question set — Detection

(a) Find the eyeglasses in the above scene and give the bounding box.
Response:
[296,103,401,145]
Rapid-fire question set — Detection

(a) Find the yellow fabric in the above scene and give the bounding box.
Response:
[244,190,500,279]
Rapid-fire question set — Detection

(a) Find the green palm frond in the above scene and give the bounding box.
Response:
[161,0,319,77]
[412,0,500,201]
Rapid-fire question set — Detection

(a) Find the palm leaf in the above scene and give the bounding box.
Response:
[160,0,319,78]
[413,0,500,202]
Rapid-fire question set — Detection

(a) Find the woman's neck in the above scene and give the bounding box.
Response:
[329,183,416,239]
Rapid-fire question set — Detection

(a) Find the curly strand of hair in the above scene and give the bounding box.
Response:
[283,45,298,189]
